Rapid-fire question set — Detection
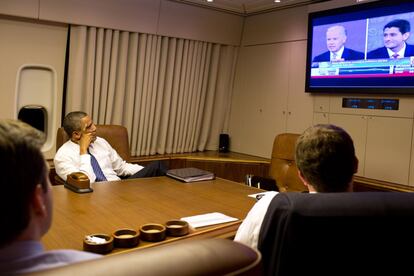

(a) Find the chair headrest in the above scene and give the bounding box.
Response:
[259,192,414,275]
[26,239,262,276]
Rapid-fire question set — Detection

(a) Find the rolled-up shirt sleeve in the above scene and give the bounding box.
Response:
[104,139,143,177]
[54,141,96,182]
[54,137,143,183]
[234,191,278,249]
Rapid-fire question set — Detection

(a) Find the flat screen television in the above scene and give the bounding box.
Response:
[305,0,414,94]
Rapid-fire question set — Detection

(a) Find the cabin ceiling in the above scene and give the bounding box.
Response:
[169,0,332,15]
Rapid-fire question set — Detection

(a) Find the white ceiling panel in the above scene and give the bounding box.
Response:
[169,0,331,15]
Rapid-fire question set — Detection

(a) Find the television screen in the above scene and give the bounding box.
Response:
[305,0,414,94]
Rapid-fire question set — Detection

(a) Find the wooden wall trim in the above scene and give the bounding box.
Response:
[48,151,414,192]
[353,176,414,193]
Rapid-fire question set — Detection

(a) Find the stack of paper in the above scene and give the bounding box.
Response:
[166,167,215,183]
[181,212,238,228]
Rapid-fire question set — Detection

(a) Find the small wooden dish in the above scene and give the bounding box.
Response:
[165,220,189,237]
[113,229,139,248]
[83,233,113,254]
[139,223,166,242]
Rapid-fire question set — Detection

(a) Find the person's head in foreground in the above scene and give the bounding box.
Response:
[295,124,358,193]
[0,119,101,274]
[0,119,51,248]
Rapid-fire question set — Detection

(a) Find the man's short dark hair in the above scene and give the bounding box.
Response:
[63,111,87,137]
[0,120,46,247]
[295,124,356,192]
[384,19,411,34]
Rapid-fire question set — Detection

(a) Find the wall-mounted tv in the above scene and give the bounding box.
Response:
[305,0,414,94]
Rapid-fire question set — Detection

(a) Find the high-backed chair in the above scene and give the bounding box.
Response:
[54,125,131,186]
[258,192,414,276]
[26,239,262,276]
[246,133,304,192]
[56,124,131,161]
[269,133,304,192]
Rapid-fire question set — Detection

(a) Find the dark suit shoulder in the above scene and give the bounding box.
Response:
[343,48,364,60]
[367,47,389,59]
[405,44,414,56]
[312,51,330,62]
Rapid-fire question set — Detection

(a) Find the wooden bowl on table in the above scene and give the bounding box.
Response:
[139,223,167,242]
[83,233,114,254]
[113,228,140,248]
[165,220,189,237]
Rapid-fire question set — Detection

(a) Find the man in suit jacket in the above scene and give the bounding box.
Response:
[312,25,364,62]
[368,19,414,59]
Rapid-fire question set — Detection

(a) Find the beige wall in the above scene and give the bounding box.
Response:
[0,18,67,159]
[242,5,308,45]
[228,0,414,186]
[0,0,243,45]
[3,0,409,186]
[229,5,314,158]
[0,0,38,18]
[0,0,243,159]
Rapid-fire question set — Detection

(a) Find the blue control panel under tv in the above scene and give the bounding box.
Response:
[342,98,399,110]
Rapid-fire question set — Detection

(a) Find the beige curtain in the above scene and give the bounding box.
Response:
[66,26,238,156]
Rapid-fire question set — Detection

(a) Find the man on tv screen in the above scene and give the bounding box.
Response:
[367,19,414,59]
[312,25,364,62]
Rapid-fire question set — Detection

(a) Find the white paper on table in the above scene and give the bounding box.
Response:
[181,212,239,228]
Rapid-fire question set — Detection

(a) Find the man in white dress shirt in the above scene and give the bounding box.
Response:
[0,120,100,274]
[234,124,358,249]
[54,111,166,183]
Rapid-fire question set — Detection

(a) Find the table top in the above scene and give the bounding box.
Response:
[42,176,260,254]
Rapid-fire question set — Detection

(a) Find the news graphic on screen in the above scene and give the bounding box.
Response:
[305,0,414,94]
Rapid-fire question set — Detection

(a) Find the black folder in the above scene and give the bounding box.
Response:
[166,167,215,183]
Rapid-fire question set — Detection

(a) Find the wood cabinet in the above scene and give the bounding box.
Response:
[183,160,268,183]
[48,151,270,185]
[285,41,314,134]
[229,40,313,158]
[314,95,414,186]
[331,114,411,184]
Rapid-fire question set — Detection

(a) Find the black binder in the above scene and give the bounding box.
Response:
[166,167,215,183]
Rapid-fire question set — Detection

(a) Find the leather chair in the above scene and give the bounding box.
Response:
[54,125,131,187]
[258,192,414,276]
[56,124,131,161]
[268,133,305,192]
[26,238,262,276]
[247,133,304,192]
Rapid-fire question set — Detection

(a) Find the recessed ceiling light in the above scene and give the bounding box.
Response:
[274,0,281,2]
[207,0,213,2]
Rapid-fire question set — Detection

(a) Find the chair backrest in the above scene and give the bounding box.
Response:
[56,125,131,161]
[258,192,414,276]
[27,238,262,276]
[269,133,304,192]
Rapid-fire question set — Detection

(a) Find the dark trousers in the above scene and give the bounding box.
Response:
[128,160,167,179]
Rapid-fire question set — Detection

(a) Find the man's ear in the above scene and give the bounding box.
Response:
[32,184,47,217]
[354,156,359,174]
[297,170,309,188]
[72,131,82,141]
[403,32,410,41]
[297,170,317,192]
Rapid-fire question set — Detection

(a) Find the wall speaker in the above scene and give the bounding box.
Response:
[219,134,230,153]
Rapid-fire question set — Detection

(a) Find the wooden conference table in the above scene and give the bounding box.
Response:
[42,176,261,254]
